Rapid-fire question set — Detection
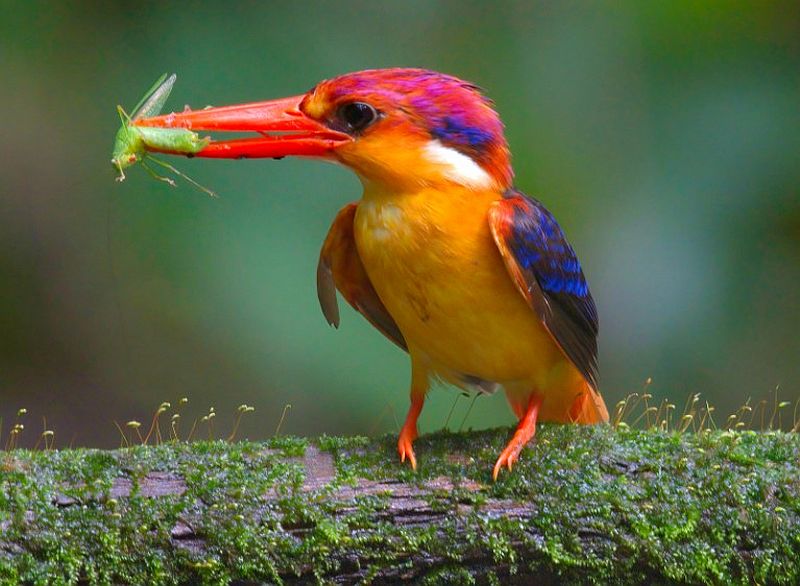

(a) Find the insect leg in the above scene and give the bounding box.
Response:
[146,156,217,198]
[140,159,177,187]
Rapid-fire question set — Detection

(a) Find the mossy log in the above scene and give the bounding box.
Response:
[1,426,799,585]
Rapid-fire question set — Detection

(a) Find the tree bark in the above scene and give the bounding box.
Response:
[1,426,799,585]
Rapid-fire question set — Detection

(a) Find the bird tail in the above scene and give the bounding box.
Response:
[569,383,609,424]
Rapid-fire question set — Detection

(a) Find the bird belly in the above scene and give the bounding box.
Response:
[353,188,579,395]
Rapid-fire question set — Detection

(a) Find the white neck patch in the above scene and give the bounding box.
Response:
[422,140,493,189]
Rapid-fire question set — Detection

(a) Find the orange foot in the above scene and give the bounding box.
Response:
[492,438,524,480]
[397,393,424,470]
[397,427,417,470]
[493,393,543,481]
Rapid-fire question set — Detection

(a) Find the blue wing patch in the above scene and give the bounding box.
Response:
[489,190,599,388]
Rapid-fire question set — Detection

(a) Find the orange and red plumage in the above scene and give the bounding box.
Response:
[136,68,609,479]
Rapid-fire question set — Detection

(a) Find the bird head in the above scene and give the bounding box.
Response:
[135,68,513,191]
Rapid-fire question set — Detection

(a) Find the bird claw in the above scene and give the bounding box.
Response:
[398,432,417,470]
[492,442,522,481]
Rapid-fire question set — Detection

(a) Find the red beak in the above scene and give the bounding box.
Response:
[134,94,352,159]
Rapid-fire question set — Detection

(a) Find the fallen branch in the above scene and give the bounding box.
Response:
[1,426,799,584]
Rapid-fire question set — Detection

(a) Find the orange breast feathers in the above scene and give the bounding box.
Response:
[349,184,599,420]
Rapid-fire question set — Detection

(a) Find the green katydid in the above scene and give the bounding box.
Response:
[111,73,216,196]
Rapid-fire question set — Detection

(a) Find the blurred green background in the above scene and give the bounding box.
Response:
[1,2,798,447]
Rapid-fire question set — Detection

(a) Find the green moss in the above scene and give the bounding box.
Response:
[265,435,308,458]
[1,427,799,584]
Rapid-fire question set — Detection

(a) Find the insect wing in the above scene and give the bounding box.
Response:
[132,73,177,120]
[127,73,167,119]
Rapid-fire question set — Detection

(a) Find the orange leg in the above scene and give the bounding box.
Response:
[398,355,430,470]
[398,392,424,470]
[493,393,543,481]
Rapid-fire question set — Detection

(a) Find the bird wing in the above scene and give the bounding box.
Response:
[488,191,598,389]
[317,202,408,351]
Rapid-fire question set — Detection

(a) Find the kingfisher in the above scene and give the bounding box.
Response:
[135,68,609,479]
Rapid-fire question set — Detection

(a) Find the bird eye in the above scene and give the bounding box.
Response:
[338,102,378,133]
